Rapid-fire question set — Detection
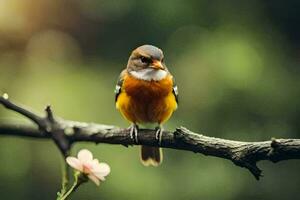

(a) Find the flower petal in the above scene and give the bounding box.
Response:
[88,174,100,186]
[92,159,100,164]
[78,149,93,163]
[90,159,100,169]
[66,157,83,171]
[93,162,110,180]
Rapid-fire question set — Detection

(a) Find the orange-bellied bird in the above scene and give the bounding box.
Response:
[115,44,178,166]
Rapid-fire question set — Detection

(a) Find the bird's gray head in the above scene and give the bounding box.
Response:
[126,45,168,81]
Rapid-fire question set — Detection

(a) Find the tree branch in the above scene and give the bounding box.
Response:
[1,94,300,180]
[0,94,70,157]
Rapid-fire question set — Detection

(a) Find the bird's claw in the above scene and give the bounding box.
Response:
[129,124,139,144]
[155,126,163,145]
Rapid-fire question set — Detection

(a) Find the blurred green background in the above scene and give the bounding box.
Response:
[0,0,300,199]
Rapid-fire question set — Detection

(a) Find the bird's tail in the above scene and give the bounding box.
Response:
[140,146,163,166]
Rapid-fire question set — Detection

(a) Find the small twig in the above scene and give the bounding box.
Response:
[43,105,71,157]
[0,93,43,126]
[1,94,300,180]
[0,94,70,157]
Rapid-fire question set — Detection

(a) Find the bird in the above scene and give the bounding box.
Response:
[115,44,178,166]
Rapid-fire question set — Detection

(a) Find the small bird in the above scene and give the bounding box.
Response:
[115,44,178,166]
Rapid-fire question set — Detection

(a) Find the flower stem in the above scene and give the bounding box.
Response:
[56,160,69,199]
[58,172,85,200]
[62,161,69,193]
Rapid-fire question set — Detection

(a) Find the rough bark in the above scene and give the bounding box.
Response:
[1,94,300,180]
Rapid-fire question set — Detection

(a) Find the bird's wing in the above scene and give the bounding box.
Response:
[172,76,179,104]
[115,70,126,102]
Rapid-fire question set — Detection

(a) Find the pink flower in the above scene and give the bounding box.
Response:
[66,149,110,186]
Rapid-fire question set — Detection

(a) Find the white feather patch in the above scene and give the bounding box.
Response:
[173,85,178,95]
[130,68,167,81]
[114,85,121,93]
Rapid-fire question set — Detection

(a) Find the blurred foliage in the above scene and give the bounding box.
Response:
[0,0,300,199]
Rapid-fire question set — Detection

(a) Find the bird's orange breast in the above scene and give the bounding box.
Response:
[116,72,177,124]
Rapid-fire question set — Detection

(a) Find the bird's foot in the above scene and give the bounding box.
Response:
[155,126,163,145]
[129,124,139,144]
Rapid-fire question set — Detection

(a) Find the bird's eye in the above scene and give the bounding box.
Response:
[140,56,152,64]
